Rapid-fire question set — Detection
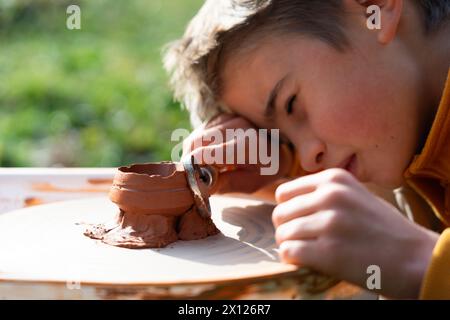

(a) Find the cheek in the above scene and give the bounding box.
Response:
[308,89,391,147]
[300,49,416,150]
[309,85,418,187]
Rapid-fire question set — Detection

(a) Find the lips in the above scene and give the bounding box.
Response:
[346,154,357,177]
[339,154,357,176]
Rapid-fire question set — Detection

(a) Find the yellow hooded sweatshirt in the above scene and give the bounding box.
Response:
[404,68,450,299]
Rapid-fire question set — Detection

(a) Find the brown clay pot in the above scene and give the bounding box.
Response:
[109,162,194,216]
[84,162,219,249]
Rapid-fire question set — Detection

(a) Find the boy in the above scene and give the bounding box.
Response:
[164,0,450,299]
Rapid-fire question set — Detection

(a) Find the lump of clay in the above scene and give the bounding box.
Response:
[84,162,219,248]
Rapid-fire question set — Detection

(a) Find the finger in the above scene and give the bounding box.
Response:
[278,240,318,266]
[206,115,254,132]
[275,168,353,203]
[182,126,225,157]
[182,126,206,157]
[187,132,265,168]
[276,177,317,204]
[187,142,227,167]
[182,117,255,157]
[275,211,332,244]
[205,113,239,129]
[272,193,321,228]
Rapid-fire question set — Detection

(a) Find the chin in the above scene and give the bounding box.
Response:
[373,175,405,190]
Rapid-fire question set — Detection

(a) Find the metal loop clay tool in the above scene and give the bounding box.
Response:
[182,155,216,219]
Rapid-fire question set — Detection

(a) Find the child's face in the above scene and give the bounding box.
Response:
[219,31,429,188]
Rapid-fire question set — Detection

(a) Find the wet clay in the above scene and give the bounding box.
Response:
[84,162,219,248]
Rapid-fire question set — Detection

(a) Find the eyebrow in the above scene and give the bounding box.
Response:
[264,75,288,120]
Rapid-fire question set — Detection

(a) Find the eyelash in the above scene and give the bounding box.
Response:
[285,95,296,115]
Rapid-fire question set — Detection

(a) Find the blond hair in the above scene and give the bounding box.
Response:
[163,0,262,127]
[164,0,450,127]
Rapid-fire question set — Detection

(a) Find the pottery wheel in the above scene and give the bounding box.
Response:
[0,195,303,285]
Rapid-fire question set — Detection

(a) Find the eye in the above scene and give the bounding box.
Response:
[285,95,296,115]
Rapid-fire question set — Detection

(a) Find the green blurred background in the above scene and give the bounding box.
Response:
[0,0,203,167]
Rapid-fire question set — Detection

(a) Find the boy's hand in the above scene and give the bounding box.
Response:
[182,114,294,194]
[273,169,439,299]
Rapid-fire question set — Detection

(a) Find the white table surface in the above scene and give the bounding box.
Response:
[0,168,116,215]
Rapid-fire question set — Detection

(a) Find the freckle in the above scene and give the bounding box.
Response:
[390,136,395,140]
[375,144,379,148]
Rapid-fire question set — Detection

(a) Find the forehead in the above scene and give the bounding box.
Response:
[219,37,292,125]
[218,35,333,124]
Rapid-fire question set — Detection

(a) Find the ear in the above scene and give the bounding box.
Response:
[357,0,403,45]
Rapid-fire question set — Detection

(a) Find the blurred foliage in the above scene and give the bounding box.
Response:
[0,0,202,167]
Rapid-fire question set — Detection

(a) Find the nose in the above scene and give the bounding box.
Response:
[295,134,326,173]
